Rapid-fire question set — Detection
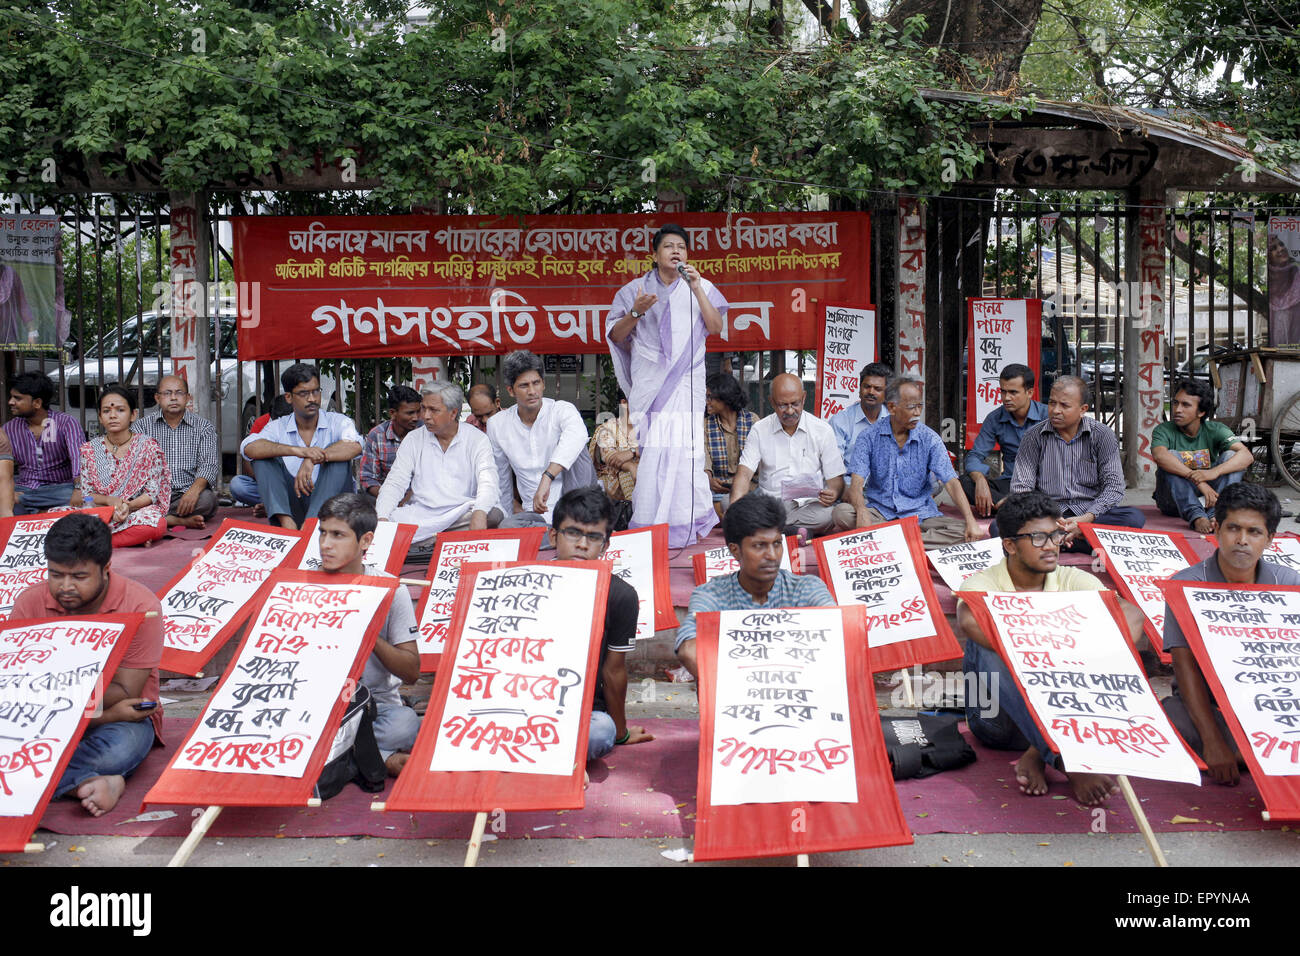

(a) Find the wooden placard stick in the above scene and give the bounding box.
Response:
[1116,775,1168,867]
[898,668,917,708]
[167,805,223,868]
[465,811,489,867]
[23,842,43,853]
[796,854,810,867]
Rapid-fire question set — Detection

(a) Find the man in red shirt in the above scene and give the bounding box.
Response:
[11,513,163,817]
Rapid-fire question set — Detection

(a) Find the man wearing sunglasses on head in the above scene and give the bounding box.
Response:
[956,491,1146,807]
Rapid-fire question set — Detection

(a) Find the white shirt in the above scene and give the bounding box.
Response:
[739,411,844,502]
[239,410,362,482]
[487,398,588,520]
[375,423,499,540]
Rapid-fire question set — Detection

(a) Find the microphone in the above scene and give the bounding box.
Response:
[676,263,689,279]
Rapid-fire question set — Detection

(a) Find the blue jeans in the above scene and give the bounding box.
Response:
[372,702,420,761]
[229,474,261,505]
[588,709,616,762]
[963,639,1053,761]
[14,482,76,515]
[55,720,155,797]
[1155,450,1243,528]
[253,458,354,526]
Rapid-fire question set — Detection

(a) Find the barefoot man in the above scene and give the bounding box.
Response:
[956,491,1145,806]
[11,513,163,816]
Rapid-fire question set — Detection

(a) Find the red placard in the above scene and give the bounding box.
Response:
[0,508,113,622]
[384,560,611,813]
[1162,581,1300,820]
[414,527,547,672]
[156,519,310,676]
[144,571,396,809]
[609,523,676,632]
[298,517,417,576]
[816,302,878,419]
[965,298,1042,447]
[0,613,145,853]
[232,212,869,359]
[693,605,912,861]
[691,535,802,586]
[812,518,961,673]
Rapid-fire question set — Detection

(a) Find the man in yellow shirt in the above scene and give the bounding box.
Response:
[957,491,1144,807]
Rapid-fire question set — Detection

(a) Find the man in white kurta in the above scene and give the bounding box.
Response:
[375,384,501,544]
[607,223,727,548]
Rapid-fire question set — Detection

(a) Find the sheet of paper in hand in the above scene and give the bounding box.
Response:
[156,519,310,676]
[297,518,416,575]
[384,561,611,813]
[414,528,547,672]
[607,524,675,638]
[144,572,397,809]
[0,509,113,622]
[0,613,144,852]
[693,605,910,861]
[1206,533,1300,576]
[692,536,798,586]
[813,517,959,672]
[962,589,1200,785]
[1080,524,1199,659]
[926,537,1005,592]
[1162,581,1300,817]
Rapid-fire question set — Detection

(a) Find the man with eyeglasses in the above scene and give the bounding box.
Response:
[848,375,982,548]
[132,375,220,529]
[728,373,854,539]
[549,487,654,760]
[240,362,362,530]
[957,491,1145,806]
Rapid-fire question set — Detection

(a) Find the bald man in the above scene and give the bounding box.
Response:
[729,373,854,538]
[132,375,220,528]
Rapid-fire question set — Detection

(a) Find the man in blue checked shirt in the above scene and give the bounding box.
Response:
[961,363,1047,518]
[847,376,983,549]
[674,492,833,680]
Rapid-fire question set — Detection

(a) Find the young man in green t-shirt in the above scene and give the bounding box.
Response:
[1151,378,1253,534]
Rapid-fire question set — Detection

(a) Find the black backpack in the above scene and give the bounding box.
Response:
[313,684,388,800]
[880,713,977,780]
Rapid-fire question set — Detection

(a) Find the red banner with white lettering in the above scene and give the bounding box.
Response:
[965,298,1041,448]
[232,212,869,359]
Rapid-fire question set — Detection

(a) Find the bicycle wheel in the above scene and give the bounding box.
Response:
[1270,390,1300,493]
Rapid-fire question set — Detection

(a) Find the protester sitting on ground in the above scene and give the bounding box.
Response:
[1002,375,1144,552]
[72,385,170,547]
[375,381,502,545]
[488,350,595,531]
[703,372,755,518]
[590,392,638,504]
[1151,378,1254,535]
[729,373,854,538]
[829,361,892,467]
[131,375,220,530]
[315,493,421,776]
[675,492,834,679]
[11,513,163,816]
[848,375,981,548]
[465,383,501,432]
[549,487,654,759]
[230,395,292,516]
[4,370,85,514]
[240,363,362,530]
[1159,483,1299,786]
[360,385,422,499]
[962,363,1047,518]
[957,491,1146,806]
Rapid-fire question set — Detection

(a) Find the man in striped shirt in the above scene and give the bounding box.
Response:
[4,371,84,515]
[132,375,221,529]
[1003,375,1144,552]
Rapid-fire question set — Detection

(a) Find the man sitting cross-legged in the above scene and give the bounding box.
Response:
[11,513,163,816]
[957,491,1147,806]
[315,493,422,776]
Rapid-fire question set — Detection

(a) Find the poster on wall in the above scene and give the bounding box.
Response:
[1268,217,1300,348]
[0,214,68,351]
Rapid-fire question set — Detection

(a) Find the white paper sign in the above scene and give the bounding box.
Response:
[299,519,408,572]
[1261,535,1300,574]
[711,607,857,805]
[0,515,74,620]
[820,524,933,647]
[1088,527,1193,635]
[981,590,1200,785]
[818,305,876,420]
[970,297,1030,428]
[0,618,128,816]
[926,538,1005,592]
[418,537,532,658]
[697,541,793,581]
[431,565,601,775]
[606,527,654,641]
[174,580,391,777]
[161,524,302,658]
[1180,585,1300,775]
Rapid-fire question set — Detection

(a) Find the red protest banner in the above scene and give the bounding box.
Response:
[607,523,676,633]
[965,298,1042,447]
[0,613,145,852]
[232,212,869,359]
[385,560,611,813]
[693,605,911,861]
[297,518,417,576]
[0,509,113,622]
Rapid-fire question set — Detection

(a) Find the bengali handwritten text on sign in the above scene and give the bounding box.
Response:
[1081,524,1197,656]
[964,590,1200,785]
[815,520,934,647]
[817,304,877,419]
[0,510,112,622]
[965,298,1041,447]
[926,538,1005,592]
[692,537,795,586]
[430,564,605,776]
[606,524,673,638]
[298,519,416,576]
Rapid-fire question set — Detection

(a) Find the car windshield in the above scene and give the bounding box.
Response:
[83,315,237,360]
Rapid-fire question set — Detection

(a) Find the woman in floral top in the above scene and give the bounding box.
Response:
[73,385,171,546]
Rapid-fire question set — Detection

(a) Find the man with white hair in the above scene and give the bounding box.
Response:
[375,381,502,545]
